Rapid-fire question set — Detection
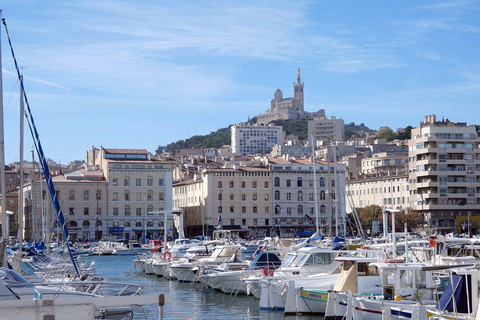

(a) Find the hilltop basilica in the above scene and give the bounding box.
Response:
[255,68,325,125]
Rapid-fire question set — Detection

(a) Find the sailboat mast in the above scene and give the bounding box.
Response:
[327,139,332,238]
[0,11,8,267]
[32,150,37,242]
[334,142,340,237]
[18,75,24,247]
[310,132,319,236]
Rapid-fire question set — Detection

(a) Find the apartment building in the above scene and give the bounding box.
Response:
[172,176,205,236]
[22,167,107,242]
[346,171,410,213]
[93,147,174,240]
[173,166,272,238]
[268,156,347,237]
[231,123,284,156]
[172,156,347,238]
[408,115,480,234]
[361,151,408,174]
[308,116,345,143]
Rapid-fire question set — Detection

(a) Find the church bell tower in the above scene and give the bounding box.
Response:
[293,67,304,112]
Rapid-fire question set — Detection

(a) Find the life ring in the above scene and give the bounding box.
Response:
[381,258,404,263]
[163,251,171,260]
[261,267,275,277]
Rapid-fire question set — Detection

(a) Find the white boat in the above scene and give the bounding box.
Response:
[112,240,151,255]
[169,244,243,283]
[199,251,282,294]
[152,242,207,278]
[259,247,347,311]
[325,260,443,320]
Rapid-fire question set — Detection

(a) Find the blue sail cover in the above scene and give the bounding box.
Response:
[437,274,472,313]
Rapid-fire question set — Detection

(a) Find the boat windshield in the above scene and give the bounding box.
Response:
[280,254,296,268]
[290,253,312,267]
[291,252,335,267]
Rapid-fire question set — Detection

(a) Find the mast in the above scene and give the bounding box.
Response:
[3,17,80,275]
[327,139,332,238]
[310,132,320,235]
[17,74,24,252]
[0,10,8,267]
[32,150,37,242]
[333,142,339,237]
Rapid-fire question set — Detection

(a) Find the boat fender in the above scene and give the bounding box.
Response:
[381,258,404,263]
[163,251,172,260]
[429,236,436,247]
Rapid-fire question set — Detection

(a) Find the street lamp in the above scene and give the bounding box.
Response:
[218,189,223,230]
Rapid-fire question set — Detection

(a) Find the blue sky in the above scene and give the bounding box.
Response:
[1,1,480,164]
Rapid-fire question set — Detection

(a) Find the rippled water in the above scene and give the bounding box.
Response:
[87,255,322,320]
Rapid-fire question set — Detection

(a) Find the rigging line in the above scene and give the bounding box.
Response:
[2,17,80,277]
[3,77,18,113]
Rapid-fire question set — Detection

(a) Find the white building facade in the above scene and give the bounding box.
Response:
[231,123,284,156]
[95,147,174,240]
[308,116,345,143]
[408,115,480,234]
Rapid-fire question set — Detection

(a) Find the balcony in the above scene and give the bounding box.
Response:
[422,203,478,210]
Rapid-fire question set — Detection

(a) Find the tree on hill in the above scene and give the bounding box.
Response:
[344,122,375,139]
[156,127,231,155]
[269,118,311,140]
[396,125,412,140]
[376,127,396,141]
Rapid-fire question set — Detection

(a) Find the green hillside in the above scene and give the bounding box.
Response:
[155,119,378,155]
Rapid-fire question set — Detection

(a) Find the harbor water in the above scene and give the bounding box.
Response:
[88,255,322,320]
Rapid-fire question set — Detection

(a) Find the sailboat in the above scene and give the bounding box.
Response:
[0,14,168,319]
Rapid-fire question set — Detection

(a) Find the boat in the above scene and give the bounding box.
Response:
[0,16,167,319]
[169,244,242,283]
[199,251,282,294]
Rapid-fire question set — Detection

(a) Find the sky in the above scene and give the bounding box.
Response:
[1,1,480,164]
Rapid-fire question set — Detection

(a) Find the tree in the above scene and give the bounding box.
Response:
[404,208,425,231]
[396,125,412,140]
[376,127,396,141]
[358,205,382,235]
[155,127,231,155]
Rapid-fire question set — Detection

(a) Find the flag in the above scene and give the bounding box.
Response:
[216,215,222,230]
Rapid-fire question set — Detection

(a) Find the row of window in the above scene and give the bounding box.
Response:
[215,177,335,189]
[274,190,334,201]
[226,218,271,226]
[217,181,269,188]
[274,177,333,188]
[111,206,164,216]
[222,218,313,226]
[69,190,101,201]
[358,197,408,207]
[112,191,164,201]
[69,207,102,215]
[218,193,269,201]
[67,220,102,227]
[352,185,408,196]
[217,204,330,215]
[217,190,337,202]
[212,172,270,177]
[112,177,164,187]
[109,221,159,227]
[69,205,165,216]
